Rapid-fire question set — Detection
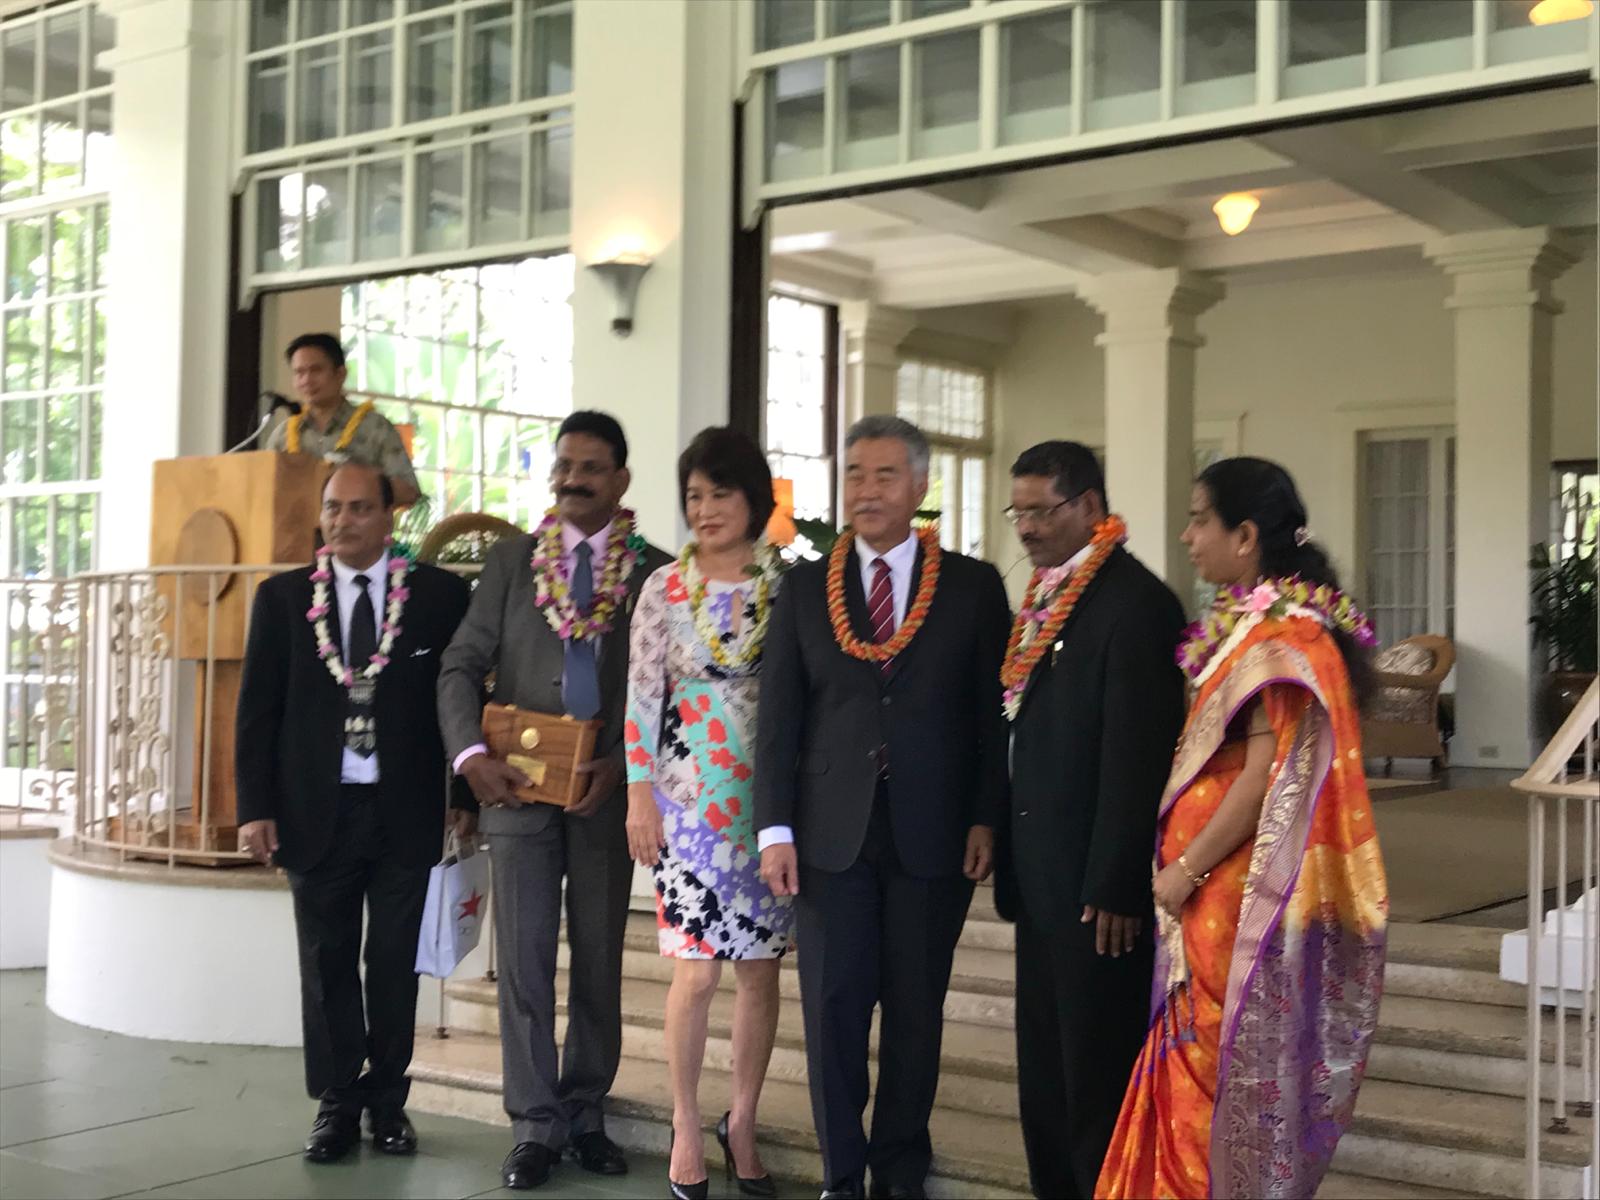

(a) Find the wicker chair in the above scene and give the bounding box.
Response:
[1361,634,1456,774]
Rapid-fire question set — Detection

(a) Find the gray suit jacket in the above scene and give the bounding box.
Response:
[436,530,671,836]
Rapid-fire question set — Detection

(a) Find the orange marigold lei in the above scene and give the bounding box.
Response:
[826,525,942,662]
[1000,514,1127,720]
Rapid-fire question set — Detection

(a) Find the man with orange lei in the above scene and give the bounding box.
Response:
[993,441,1188,1200]
[753,416,1011,1200]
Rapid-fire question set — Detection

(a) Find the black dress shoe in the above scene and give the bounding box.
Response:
[502,1141,557,1190]
[367,1109,417,1155]
[867,1181,925,1200]
[820,1181,864,1199]
[303,1112,360,1163]
[568,1130,628,1175]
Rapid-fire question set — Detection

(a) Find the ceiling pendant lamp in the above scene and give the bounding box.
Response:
[1212,193,1261,237]
[1529,0,1593,24]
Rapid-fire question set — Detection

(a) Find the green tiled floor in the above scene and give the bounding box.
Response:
[0,971,813,1199]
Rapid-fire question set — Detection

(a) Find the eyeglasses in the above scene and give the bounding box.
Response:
[1002,493,1082,528]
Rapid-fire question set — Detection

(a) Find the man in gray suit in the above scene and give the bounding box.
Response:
[438,411,670,1191]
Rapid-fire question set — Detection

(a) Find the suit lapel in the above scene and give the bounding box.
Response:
[1016,548,1120,719]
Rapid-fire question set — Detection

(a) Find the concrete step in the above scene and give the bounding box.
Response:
[1316,1171,1496,1199]
[1386,923,1505,974]
[408,1029,1032,1198]
[1336,1078,1593,1199]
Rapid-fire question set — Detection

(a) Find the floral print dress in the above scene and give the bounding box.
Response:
[624,561,793,960]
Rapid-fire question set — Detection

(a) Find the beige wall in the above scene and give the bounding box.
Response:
[980,254,1599,601]
[258,286,343,398]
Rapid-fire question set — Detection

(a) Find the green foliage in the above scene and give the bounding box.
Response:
[1530,543,1598,673]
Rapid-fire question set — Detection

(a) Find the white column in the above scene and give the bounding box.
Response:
[1426,228,1578,768]
[1083,269,1224,598]
[568,0,735,551]
[839,300,915,427]
[96,0,236,569]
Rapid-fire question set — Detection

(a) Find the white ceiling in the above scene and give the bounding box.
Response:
[769,84,1599,321]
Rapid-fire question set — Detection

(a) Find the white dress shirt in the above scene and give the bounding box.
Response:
[758,529,923,853]
[332,551,387,784]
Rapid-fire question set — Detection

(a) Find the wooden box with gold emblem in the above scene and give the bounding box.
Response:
[480,704,602,808]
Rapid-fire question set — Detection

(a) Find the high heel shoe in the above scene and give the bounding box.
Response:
[716,1111,777,1198]
[667,1127,709,1200]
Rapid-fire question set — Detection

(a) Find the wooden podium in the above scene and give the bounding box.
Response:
[137,451,328,862]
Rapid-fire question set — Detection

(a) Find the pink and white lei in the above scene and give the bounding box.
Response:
[1177,577,1377,688]
[305,545,412,689]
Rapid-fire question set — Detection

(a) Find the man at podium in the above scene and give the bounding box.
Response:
[266,333,421,507]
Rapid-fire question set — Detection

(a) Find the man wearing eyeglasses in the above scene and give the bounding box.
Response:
[992,441,1186,1200]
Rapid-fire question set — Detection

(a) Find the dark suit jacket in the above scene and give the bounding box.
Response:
[235,559,472,874]
[435,531,671,838]
[994,546,1187,927]
[754,542,1012,880]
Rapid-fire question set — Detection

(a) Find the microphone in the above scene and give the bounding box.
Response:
[225,393,299,453]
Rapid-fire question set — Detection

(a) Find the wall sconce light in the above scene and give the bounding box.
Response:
[1529,0,1593,24]
[587,254,652,337]
[1212,192,1261,237]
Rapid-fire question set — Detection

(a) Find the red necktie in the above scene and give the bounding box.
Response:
[868,558,895,674]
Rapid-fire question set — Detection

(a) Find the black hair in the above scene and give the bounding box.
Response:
[322,462,395,510]
[1011,440,1109,512]
[1196,456,1375,709]
[677,427,775,542]
[285,332,346,370]
[557,410,628,469]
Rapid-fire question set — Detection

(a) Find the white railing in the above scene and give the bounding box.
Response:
[0,577,81,830]
[1516,679,1599,1200]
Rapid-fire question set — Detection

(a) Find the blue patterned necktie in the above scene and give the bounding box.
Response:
[563,539,601,720]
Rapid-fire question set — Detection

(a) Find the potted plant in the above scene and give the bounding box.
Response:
[1530,542,1597,740]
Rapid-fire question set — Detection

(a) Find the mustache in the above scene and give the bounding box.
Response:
[558,486,596,500]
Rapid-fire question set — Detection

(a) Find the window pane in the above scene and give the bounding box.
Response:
[913,31,979,159]
[407,16,455,122]
[474,134,524,245]
[1002,11,1072,145]
[2,115,40,202]
[51,209,87,294]
[39,104,82,195]
[248,57,289,152]
[298,0,341,40]
[767,60,825,182]
[88,300,105,385]
[827,0,890,37]
[961,455,985,557]
[42,10,82,103]
[1087,0,1161,129]
[90,9,113,88]
[350,30,393,133]
[304,167,352,267]
[1179,0,1254,114]
[45,393,81,480]
[2,397,40,483]
[250,0,290,51]
[467,3,514,111]
[356,157,404,259]
[417,146,465,252]
[256,173,302,272]
[1285,0,1366,97]
[83,92,110,189]
[909,0,968,15]
[758,0,815,51]
[524,6,573,98]
[3,21,38,110]
[296,43,341,143]
[532,123,571,236]
[1384,0,1473,78]
[840,47,900,171]
[7,216,45,301]
[350,0,395,26]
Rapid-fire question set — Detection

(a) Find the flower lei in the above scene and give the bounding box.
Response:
[286,401,374,455]
[306,544,412,688]
[1178,577,1378,687]
[826,525,942,663]
[1000,515,1128,721]
[678,540,780,671]
[531,507,646,641]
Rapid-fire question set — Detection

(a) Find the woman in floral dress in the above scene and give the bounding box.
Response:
[624,427,792,1199]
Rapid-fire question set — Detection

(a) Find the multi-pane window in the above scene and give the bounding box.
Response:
[1361,429,1456,647]
[896,358,988,557]
[0,2,113,205]
[764,293,836,523]
[1551,461,1598,564]
[341,254,573,526]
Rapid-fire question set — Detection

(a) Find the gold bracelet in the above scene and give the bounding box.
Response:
[1177,853,1210,890]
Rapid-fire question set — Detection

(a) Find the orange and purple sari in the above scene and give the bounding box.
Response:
[1097,616,1388,1200]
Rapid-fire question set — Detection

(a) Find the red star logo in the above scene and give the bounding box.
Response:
[457,889,483,920]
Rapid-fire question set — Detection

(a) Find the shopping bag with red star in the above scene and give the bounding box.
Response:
[415,837,490,979]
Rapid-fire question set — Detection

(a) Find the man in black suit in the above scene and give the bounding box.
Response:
[437,411,671,1191]
[236,462,472,1164]
[755,415,1011,1200]
[993,442,1187,1199]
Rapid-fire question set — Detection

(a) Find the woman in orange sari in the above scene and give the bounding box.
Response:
[1098,458,1388,1200]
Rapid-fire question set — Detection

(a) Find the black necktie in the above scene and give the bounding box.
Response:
[346,574,377,758]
